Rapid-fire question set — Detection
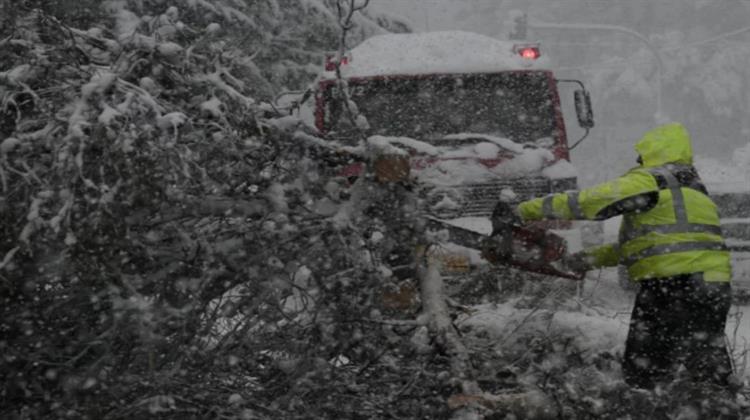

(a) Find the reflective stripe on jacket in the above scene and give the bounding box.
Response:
[517,123,731,282]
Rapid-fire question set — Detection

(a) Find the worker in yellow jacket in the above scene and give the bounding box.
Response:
[494,123,733,389]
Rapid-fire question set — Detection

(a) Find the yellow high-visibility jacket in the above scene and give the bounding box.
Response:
[517,123,731,282]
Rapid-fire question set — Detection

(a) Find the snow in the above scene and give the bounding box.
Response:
[64,232,78,246]
[111,6,141,40]
[139,77,158,93]
[193,69,255,107]
[457,266,750,380]
[432,195,461,212]
[696,143,750,193]
[365,134,556,168]
[301,0,338,23]
[364,133,559,187]
[265,183,288,212]
[183,0,218,14]
[98,104,122,125]
[10,2,750,415]
[165,6,179,21]
[355,114,370,131]
[218,5,256,27]
[0,64,32,85]
[471,142,500,159]
[432,217,491,265]
[67,100,89,140]
[200,96,225,118]
[293,131,366,156]
[370,231,384,243]
[439,143,497,160]
[543,159,579,180]
[442,133,525,154]
[81,70,117,98]
[367,135,438,156]
[335,31,550,78]
[156,41,184,58]
[0,137,20,154]
[86,27,104,38]
[552,305,628,351]
[156,112,188,131]
[448,211,750,383]
[412,147,553,187]
[329,354,351,367]
[440,143,750,382]
[227,394,243,405]
[460,296,629,356]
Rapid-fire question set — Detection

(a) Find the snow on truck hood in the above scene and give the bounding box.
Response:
[367,134,576,187]
[412,148,552,187]
[333,31,549,78]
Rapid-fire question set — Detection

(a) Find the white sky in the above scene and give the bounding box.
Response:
[370,0,464,33]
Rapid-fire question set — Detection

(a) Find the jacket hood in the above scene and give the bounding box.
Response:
[634,123,693,167]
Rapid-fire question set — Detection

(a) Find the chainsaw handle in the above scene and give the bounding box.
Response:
[490,201,522,234]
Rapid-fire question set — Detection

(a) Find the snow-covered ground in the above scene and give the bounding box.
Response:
[459,267,630,356]
[459,266,750,378]
[452,211,750,382]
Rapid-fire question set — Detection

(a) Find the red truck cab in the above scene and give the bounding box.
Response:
[312,31,593,221]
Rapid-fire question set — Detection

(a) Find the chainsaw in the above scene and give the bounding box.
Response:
[423,213,585,281]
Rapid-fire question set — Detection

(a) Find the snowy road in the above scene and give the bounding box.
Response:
[446,216,750,381]
[459,266,750,382]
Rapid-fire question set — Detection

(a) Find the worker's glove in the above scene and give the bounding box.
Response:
[560,251,593,273]
[490,201,523,234]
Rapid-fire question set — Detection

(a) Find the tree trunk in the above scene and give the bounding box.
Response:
[416,247,482,417]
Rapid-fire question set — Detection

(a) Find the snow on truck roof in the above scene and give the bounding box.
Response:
[332,31,549,78]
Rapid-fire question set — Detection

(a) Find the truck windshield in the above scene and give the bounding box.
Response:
[322,71,558,144]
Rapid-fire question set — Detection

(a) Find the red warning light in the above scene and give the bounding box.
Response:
[518,47,540,60]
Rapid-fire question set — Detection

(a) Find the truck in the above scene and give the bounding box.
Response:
[309,31,595,274]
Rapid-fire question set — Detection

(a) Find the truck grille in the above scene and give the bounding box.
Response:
[422,177,569,218]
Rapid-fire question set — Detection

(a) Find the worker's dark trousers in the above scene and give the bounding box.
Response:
[622,274,733,389]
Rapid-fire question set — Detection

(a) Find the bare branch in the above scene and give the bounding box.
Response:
[332,0,370,143]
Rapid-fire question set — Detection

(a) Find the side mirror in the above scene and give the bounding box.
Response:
[574,89,594,129]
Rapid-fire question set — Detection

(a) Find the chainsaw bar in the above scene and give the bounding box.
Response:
[423,216,585,280]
